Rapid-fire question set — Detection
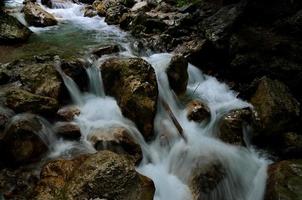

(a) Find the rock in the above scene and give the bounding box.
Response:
[189,161,226,200]
[0,12,32,44]
[83,5,97,17]
[0,106,15,133]
[280,132,302,159]
[250,77,300,138]
[187,100,210,123]
[41,0,52,8]
[101,57,158,140]
[5,88,59,115]
[89,127,142,163]
[23,2,58,27]
[131,1,150,12]
[0,167,39,200]
[33,155,89,200]
[166,54,188,95]
[34,151,155,200]
[57,105,80,121]
[91,44,120,57]
[265,160,302,200]
[2,114,49,164]
[54,121,81,140]
[93,0,134,17]
[218,107,253,146]
[105,5,128,25]
[201,3,244,48]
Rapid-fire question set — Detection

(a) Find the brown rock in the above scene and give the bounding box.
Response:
[57,105,80,122]
[101,57,158,140]
[54,121,81,140]
[187,99,210,123]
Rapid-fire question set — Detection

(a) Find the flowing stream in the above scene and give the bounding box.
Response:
[3,1,269,200]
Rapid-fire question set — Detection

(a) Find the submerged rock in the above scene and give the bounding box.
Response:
[166,54,188,95]
[34,151,155,200]
[189,161,226,200]
[23,2,57,27]
[89,127,142,163]
[0,12,32,44]
[218,107,253,146]
[186,99,210,123]
[265,160,302,200]
[2,114,49,165]
[101,57,158,140]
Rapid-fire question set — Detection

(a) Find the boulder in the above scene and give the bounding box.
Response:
[54,121,81,140]
[265,160,302,200]
[83,5,97,18]
[279,132,302,159]
[201,3,244,48]
[57,105,80,122]
[218,107,253,146]
[2,114,49,164]
[186,99,210,123]
[101,57,158,140]
[5,88,59,114]
[250,77,300,138]
[23,2,57,27]
[34,151,155,200]
[89,127,142,163]
[166,54,188,95]
[93,0,134,17]
[91,44,120,57]
[0,12,32,44]
[105,5,128,25]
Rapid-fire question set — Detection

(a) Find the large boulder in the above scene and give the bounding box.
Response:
[101,57,158,140]
[166,54,188,95]
[89,127,142,163]
[250,77,300,138]
[265,160,302,200]
[23,2,57,27]
[54,121,81,140]
[2,114,50,165]
[34,151,155,200]
[56,105,80,122]
[0,12,32,44]
[5,88,59,114]
[218,107,253,146]
[93,0,134,17]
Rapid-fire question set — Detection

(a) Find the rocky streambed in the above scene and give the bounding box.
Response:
[0,0,302,200]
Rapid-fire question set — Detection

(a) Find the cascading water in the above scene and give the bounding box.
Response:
[3,0,269,199]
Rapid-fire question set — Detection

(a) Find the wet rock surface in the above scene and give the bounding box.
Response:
[101,57,158,140]
[33,151,155,200]
[0,12,32,44]
[23,2,58,27]
[186,99,210,123]
[265,160,302,200]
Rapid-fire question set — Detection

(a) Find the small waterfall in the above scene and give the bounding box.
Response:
[5,0,269,198]
[54,56,84,105]
[86,61,105,97]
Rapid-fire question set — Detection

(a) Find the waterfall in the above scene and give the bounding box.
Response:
[5,0,269,199]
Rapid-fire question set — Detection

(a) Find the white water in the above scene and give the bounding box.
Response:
[4,0,269,199]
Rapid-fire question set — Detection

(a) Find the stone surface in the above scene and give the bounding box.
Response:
[56,105,80,122]
[92,44,120,57]
[0,12,32,44]
[23,2,57,27]
[186,99,210,123]
[33,151,155,200]
[101,57,158,140]
[54,121,81,140]
[166,54,188,95]
[265,160,302,200]
[89,127,142,163]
